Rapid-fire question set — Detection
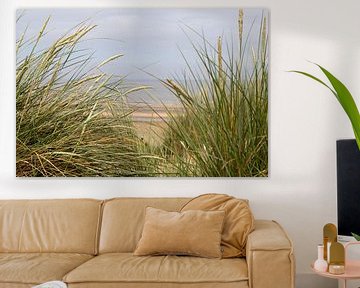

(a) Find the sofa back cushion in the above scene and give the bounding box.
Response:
[0,199,102,254]
[99,198,189,253]
[181,194,254,258]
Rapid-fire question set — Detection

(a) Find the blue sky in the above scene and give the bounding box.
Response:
[16,8,267,82]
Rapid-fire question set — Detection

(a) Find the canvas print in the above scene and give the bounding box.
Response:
[16,8,268,177]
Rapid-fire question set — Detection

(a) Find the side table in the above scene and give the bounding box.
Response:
[311,242,360,288]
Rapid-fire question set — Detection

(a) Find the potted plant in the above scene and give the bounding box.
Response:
[292,64,360,240]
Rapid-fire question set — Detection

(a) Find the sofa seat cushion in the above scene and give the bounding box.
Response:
[0,253,93,285]
[67,283,249,288]
[64,253,248,286]
[0,284,33,288]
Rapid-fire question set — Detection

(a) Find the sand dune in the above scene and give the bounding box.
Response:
[129,103,183,122]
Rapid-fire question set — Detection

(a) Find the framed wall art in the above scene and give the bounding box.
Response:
[16,8,269,177]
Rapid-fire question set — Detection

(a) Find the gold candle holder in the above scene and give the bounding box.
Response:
[323,223,337,261]
[328,242,345,274]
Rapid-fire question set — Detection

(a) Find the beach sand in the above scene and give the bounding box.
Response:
[134,121,167,146]
[130,103,183,145]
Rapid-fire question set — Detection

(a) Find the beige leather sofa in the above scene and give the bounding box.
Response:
[0,198,295,288]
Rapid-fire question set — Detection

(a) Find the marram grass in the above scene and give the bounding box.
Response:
[154,10,268,177]
[16,18,152,176]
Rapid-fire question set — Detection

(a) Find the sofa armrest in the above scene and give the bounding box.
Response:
[246,220,295,288]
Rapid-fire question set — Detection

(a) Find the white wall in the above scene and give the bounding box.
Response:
[1,0,360,287]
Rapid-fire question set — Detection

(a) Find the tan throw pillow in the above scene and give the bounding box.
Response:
[181,193,254,258]
[134,207,225,258]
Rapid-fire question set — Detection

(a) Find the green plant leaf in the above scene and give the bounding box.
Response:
[290,70,336,95]
[291,64,360,150]
[317,65,360,147]
[351,232,360,241]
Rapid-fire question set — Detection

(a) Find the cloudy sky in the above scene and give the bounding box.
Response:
[16,8,267,82]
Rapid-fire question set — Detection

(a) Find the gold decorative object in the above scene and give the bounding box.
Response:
[323,223,337,261]
[329,242,345,265]
[329,242,345,275]
[328,264,345,275]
